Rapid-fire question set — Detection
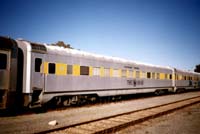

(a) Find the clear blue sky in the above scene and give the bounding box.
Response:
[0,0,200,71]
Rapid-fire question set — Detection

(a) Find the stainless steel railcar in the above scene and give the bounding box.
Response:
[0,36,200,109]
[174,69,200,92]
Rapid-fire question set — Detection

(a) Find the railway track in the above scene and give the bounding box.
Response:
[1,91,200,134]
[0,93,155,116]
[44,95,200,134]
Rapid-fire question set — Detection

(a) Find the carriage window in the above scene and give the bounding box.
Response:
[122,69,127,77]
[156,73,160,79]
[165,74,168,79]
[141,71,146,78]
[176,75,178,80]
[136,71,140,78]
[113,69,120,77]
[169,74,172,79]
[93,67,100,76]
[178,75,182,80]
[129,70,133,77]
[104,68,110,77]
[0,53,7,69]
[48,63,55,74]
[152,72,155,79]
[35,58,42,72]
[80,66,89,75]
[147,72,151,79]
[67,65,73,75]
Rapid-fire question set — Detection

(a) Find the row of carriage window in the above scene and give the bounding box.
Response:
[35,58,164,79]
[0,55,199,81]
[35,58,199,81]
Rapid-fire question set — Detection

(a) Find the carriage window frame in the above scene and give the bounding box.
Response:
[141,71,146,79]
[169,74,172,79]
[129,70,133,78]
[152,72,155,79]
[147,72,151,79]
[136,71,140,78]
[93,67,100,76]
[48,63,56,74]
[122,69,127,77]
[165,74,168,79]
[80,66,89,75]
[113,69,120,77]
[67,65,73,75]
[156,73,160,79]
[104,68,110,77]
[0,53,7,69]
[35,58,42,72]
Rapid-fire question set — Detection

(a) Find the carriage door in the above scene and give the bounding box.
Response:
[31,54,45,104]
[0,50,10,108]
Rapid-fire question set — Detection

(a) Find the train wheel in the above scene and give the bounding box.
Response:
[62,98,72,107]
[154,90,163,95]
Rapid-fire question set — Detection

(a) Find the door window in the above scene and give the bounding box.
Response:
[0,53,7,69]
[35,58,42,72]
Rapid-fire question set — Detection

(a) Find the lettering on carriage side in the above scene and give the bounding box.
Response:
[127,79,144,86]
[124,66,132,69]
[134,67,139,70]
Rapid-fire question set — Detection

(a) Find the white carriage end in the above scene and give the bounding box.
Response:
[16,40,32,93]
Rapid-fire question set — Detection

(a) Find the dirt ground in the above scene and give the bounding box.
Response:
[0,92,199,134]
[115,103,200,134]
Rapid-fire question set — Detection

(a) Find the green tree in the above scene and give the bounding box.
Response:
[194,64,200,73]
[51,41,73,49]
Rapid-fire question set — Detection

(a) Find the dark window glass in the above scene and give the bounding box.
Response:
[49,63,55,74]
[80,66,89,75]
[156,73,160,79]
[67,65,73,75]
[35,58,42,72]
[184,76,187,80]
[147,72,151,79]
[169,74,172,79]
[0,53,7,69]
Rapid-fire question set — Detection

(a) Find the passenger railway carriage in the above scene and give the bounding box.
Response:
[0,36,200,109]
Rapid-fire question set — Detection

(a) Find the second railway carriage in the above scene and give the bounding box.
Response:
[0,36,200,109]
[174,69,200,92]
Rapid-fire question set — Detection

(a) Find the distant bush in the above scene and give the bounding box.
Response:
[194,64,200,73]
[51,41,73,49]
